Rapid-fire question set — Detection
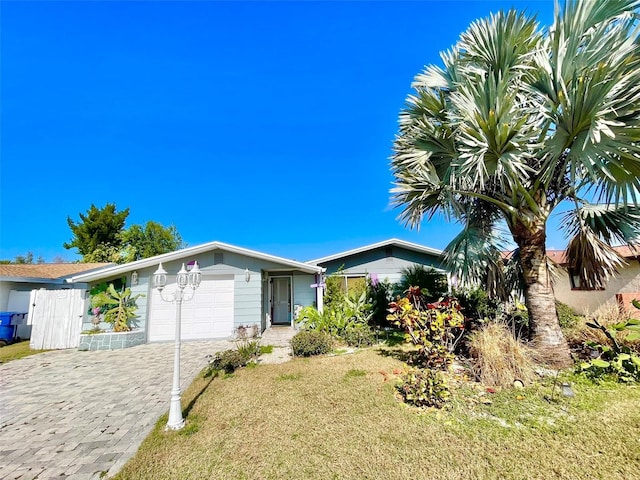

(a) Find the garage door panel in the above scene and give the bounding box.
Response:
[148,276,235,342]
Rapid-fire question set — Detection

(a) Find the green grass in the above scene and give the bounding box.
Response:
[0,340,48,364]
[259,345,274,354]
[114,348,640,480]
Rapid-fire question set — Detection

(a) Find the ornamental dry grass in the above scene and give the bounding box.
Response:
[114,348,640,480]
[469,322,537,387]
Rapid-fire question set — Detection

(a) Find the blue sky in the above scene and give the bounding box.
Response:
[1,0,558,263]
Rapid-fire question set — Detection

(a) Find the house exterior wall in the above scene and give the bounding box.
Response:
[319,246,444,285]
[293,274,316,309]
[82,249,317,339]
[553,259,640,314]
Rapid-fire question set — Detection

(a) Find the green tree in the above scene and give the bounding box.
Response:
[63,203,130,261]
[391,1,640,367]
[120,221,184,262]
[0,252,45,264]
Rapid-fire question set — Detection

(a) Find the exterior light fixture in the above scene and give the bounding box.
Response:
[245,268,251,283]
[152,261,202,430]
[131,271,138,286]
[153,263,168,292]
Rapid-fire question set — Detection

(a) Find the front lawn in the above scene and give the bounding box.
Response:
[0,340,47,364]
[115,347,640,480]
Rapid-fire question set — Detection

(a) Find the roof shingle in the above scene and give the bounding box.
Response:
[0,263,110,280]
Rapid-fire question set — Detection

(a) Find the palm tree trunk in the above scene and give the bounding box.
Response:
[514,223,572,368]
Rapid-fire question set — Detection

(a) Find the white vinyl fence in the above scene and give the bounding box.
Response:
[29,289,86,349]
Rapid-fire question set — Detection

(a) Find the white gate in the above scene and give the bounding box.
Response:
[28,289,86,349]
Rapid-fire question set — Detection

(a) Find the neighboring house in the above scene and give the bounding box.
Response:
[0,263,109,339]
[308,238,445,290]
[67,241,324,345]
[548,245,640,315]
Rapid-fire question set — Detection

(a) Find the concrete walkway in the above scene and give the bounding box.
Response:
[258,326,296,364]
[0,340,234,480]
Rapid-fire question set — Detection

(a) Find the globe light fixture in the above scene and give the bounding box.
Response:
[153,261,202,430]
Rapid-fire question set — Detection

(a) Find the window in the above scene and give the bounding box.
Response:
[330,275,367,295]
[569,268,602,291]
[345,276,367,294]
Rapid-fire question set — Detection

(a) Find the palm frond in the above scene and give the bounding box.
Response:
[502,249,525,301]
[565,230,626,289]
[392,9,545,227]
[535,0,640,194]
[458,9,541,78]
[443,200,507,295]
[560,203,640,245]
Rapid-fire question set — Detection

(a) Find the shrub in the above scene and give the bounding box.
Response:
[387,289,464,369]
[395,265,448,301]
[206,349,246,375]
[578,316,640,383]
[453,286,501,322]
[468,323,537,388]
[342,324,376,348]
[396,368,449,408]
[236,339,261,363]
[290,331,333,357]
[324,270,346,309]
[565,303,640,357]
[296,290,372,340]
[296,306,349,336]
[556,301,583,329]
[367,277,394,327]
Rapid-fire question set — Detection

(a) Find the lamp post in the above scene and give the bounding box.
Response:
[153,261,202,431]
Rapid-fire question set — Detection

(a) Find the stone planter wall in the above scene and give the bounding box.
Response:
[78,330,146,351]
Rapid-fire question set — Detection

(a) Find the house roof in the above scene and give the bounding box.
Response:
[307,238,443,265]
[0,263,110,282]
[69,241,323,283]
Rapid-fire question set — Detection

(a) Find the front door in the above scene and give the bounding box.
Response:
[271,277,291,325]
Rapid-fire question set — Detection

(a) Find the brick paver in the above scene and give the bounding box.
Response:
[0,340,233,479]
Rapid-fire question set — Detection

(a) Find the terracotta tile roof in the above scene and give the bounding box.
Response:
[547,245,640,265]
[501,245,640,265]
[0,263,111,279]
[546,249,568,264]
[609,244,640,259]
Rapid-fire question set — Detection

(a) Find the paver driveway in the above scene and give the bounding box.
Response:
[0,340,233,480]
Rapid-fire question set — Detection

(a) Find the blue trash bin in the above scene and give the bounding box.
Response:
[0,312,15,326]
[0,325,15,342]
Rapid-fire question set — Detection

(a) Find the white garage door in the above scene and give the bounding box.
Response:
[148,276,234,342]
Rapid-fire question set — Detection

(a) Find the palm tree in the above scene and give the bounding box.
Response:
[391,0,640,367]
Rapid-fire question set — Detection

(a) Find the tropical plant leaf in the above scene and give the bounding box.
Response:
[591,358,610,368]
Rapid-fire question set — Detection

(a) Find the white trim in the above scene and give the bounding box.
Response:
[307,238,443,265]
[0,276,67,284]
[68,241,323,283]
